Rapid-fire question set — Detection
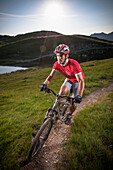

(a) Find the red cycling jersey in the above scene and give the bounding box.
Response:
[53,59,85,82]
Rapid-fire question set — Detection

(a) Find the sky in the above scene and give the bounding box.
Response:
[0,0,113,36]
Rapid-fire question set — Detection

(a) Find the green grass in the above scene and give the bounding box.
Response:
[81,58,113,95]
[60,92,113,170]
[0,58,113,169]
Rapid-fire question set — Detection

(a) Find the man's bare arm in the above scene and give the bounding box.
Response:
[75,73,85,96]
[44,69,57,85]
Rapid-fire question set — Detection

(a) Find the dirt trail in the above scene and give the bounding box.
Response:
[21,82,113,170]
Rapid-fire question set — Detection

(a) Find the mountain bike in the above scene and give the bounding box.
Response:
[27,85,78,162]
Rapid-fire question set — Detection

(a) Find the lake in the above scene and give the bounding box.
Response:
[0,66,28,74]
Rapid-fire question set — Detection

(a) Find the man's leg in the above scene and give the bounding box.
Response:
[70,103,77,115]
[59,85,68,96]
[59,80,73,125]
[69,82,79,114]
[59,80,77,115]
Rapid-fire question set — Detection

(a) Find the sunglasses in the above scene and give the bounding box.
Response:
[56,53,65,58]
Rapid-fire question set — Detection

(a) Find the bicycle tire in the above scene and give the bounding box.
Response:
[27,118,53,162]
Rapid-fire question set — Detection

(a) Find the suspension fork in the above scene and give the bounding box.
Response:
[45,98,59,117]
[52,98,59,110]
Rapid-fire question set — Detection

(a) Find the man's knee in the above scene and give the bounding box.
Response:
[59,86,68,95]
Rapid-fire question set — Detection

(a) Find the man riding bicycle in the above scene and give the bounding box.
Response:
[41,44,85,125]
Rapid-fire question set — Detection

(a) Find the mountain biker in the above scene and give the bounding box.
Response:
[41,44,85,125]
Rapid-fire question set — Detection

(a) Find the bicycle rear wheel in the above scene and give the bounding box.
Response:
[27,118,53,162]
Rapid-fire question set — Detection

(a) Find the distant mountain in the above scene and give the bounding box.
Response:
[90,32,113,41]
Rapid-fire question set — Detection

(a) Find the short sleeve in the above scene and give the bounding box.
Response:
[53,61,58,70]
[73,60,82,74]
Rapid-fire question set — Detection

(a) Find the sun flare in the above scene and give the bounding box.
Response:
[44,1,64,19]
[41,1,67,33]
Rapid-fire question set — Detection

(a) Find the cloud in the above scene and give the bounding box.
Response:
[0,12,78,19]
[0,12,41,18]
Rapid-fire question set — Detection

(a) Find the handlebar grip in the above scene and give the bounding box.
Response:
[40,83,47,88]
[40,83,48,92]
[40,87,44,91]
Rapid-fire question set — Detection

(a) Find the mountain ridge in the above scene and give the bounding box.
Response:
[0,30,113,67]
[90,31,113,41]
[0,30,62,42]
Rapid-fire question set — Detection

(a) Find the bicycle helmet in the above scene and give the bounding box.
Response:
[54,44,70,55]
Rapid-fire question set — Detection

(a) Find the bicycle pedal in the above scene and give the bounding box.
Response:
[65,119,72,125]
[64,114,72,125]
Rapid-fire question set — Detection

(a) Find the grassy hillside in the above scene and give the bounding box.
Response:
[0,58,113,169]
[58,92,113,170]
[0,31,113,67]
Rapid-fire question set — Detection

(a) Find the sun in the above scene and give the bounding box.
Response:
[41,1,67,33]
[44,1,64,19]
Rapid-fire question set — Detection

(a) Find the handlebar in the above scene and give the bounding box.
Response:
[40,85,78,104]
[40,85,66,98]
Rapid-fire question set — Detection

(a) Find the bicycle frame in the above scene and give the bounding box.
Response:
[43,87,72,123]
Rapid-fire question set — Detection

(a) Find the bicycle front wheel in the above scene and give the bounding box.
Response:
[27,118,53,162]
